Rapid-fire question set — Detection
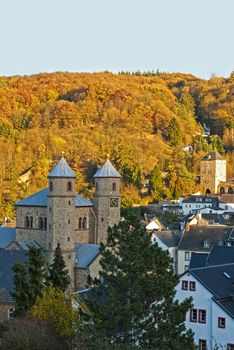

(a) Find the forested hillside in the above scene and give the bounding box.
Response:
[0,71,233,219]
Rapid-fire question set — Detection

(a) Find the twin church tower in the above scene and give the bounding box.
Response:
[15,156,121,286]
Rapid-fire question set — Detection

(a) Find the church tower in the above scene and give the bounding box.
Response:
[200,151,226,195]
[45,156,76,287]
[93,159,121,243]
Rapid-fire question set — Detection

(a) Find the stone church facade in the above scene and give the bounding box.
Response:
[15,156,121,288]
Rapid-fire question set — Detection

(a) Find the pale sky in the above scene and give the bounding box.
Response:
[0,0,233,78]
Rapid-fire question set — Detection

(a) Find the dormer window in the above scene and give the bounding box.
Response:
[203,240,210,249]
[49,182,53,191]
[67,181,72,192]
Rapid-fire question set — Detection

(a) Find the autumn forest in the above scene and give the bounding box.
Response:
[0,71,233,219]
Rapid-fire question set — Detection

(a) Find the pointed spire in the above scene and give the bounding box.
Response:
[48,156,76,178]
[94,159,121,178]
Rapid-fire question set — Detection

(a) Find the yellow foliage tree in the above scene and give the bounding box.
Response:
[29,287,89,337]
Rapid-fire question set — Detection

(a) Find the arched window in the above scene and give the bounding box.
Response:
[112,182,116,191]
[67,181,72,192]
[82,217,87,229]
[44,217,47,230]
[228,187,234,194]
[49,182,53,191]
[30,216,33,228]
[78,217,82,229]
[220,187,225,195]
[39,217,44,229]
[25,216,30,228]
[206,188,211,195]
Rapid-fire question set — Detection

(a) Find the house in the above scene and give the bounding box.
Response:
[177,224,234,274]
[151,230,181,271]
[176,264,234,349]
[181,195,219,216]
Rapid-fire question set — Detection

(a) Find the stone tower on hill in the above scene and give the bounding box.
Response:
[15,156,121,289]
[93,159,121,243]
[46,156,76,286]
[200,151,226,195]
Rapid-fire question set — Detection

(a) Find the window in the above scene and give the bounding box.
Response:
[68,200,71,205]
[218,317,226,328]
[227,344,234,350]
[95,182,98,191]
[44,218,47,230]
[199,309,206,323]
[112,182,116,191]
[182,280,188,290]
[39,217,44,229]
[185,252,190,261]
[190,309,197,322]
[8,308,15,319]
[30,216,33,228]
[82,217,87,229]
[189,281,196,291]
[49,182,53,191]
[199,339,207,350]
[184,265,189,271]
[68,219,70,224]
[25,216,30,228]
[68,237,70,242]
[78,217,82,229]
[67,181,72,192]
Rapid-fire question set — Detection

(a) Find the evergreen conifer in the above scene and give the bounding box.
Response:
[87,215,194,349]
[48,243,70,292]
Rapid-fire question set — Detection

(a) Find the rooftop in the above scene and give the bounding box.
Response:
[178,225,233,251]
[15,188,93,207]
[0,227,16,248]
[201,151,225,161]
[75,243,100,268]
[94,159,121,178]
[48,156,76,178]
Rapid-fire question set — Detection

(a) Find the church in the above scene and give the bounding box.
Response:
[6,156,121,290]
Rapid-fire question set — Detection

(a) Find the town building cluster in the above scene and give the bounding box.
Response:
[0,151,234,348]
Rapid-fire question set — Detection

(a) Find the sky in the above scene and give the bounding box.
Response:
[0,0,233,79]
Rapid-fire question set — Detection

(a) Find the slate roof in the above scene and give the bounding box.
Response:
[94,159,121,178]
[178,225,233,251]
[182,195,219,208]
[207,246,234,266]
[189,252,209,269]
[48,156,76,178]
[15,188,93,207]
[201,151,224,161]
[0,250,28,303]
[202,213,225,225]
[190,264,234,300]
[75,243,100,268]
[154,230,181,248]
[0,227,16,248]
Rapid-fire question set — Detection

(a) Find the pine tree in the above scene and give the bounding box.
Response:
[12,262,30,315]
[87,215,194,349]
[167,117,182,146]
[12,247,47,314]
[48,243,70,292]
[27,246,47,307]
[148,164,164,200]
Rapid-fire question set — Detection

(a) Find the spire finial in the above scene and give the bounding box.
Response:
[107,153,110,159]
[61,151,65,157]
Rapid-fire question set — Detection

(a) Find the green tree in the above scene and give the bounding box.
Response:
[12,247,47,314]
[87,215,194,349]
[48,243,70,292]
[27,247,47,308]
[147,164,165,200]
[209,135,225,155]
[12,262,30,315]
[167,117,182,146]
